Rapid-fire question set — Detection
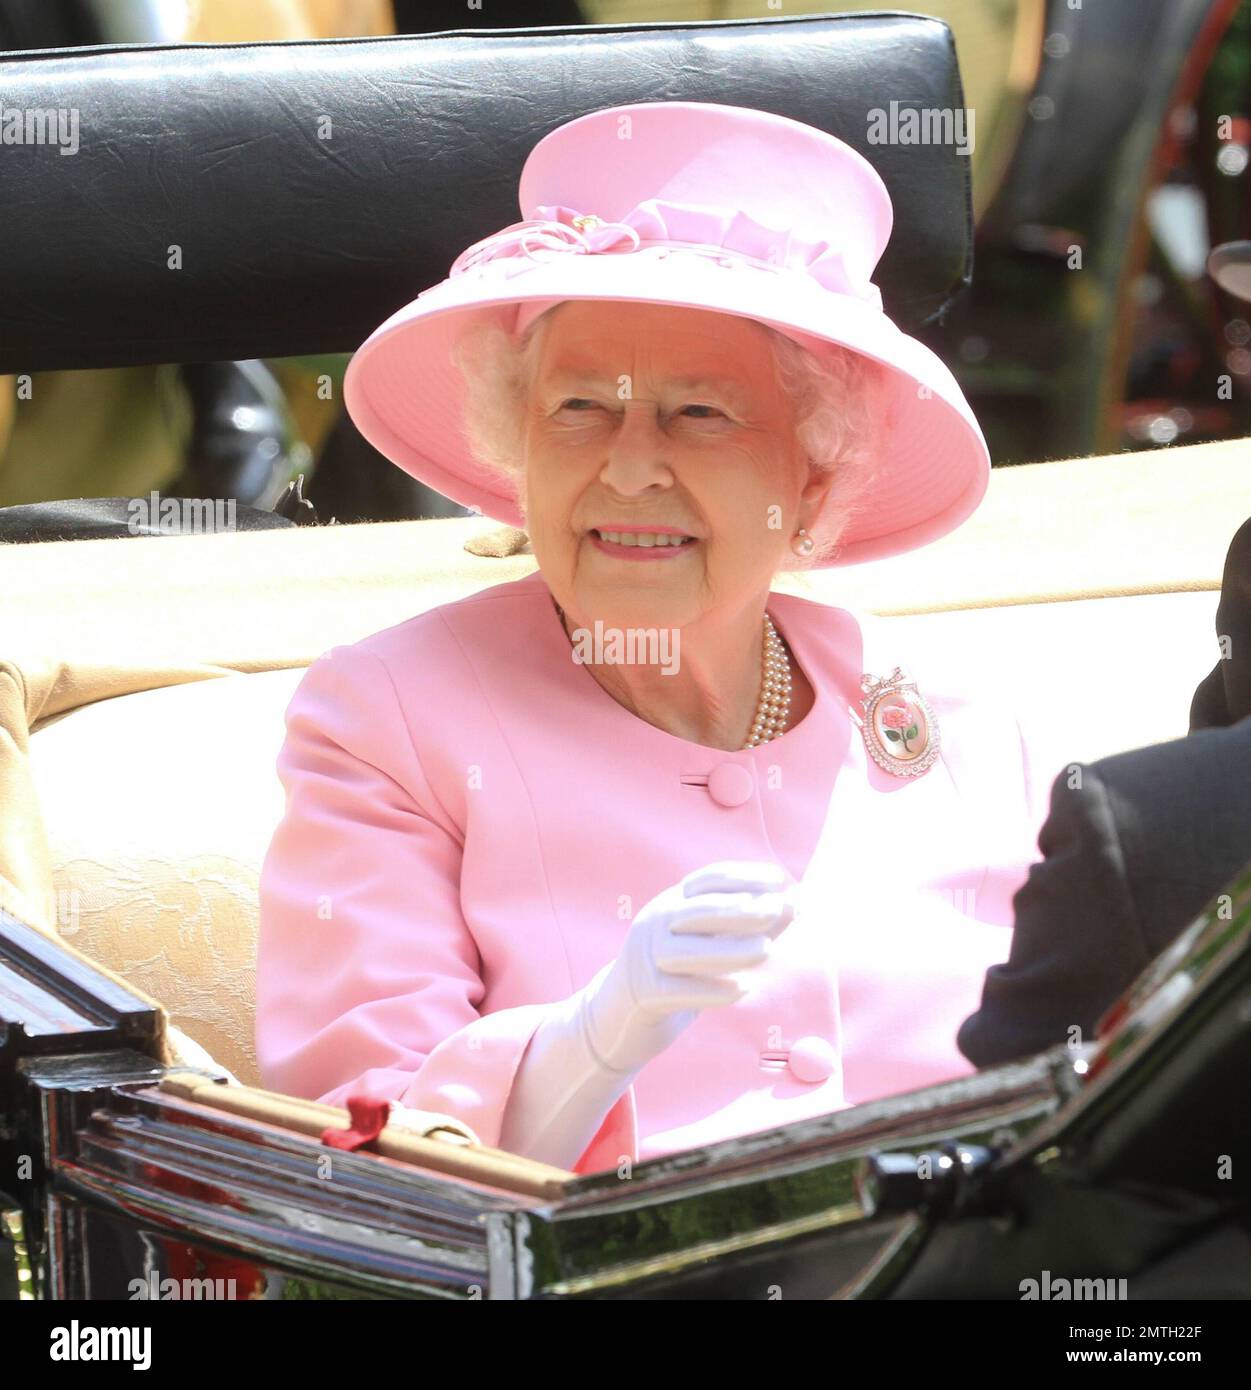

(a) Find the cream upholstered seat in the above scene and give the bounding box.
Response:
[2,440,1241,1086]
[27,670,301,1083]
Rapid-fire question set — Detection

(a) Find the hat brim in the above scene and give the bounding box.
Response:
[344,252,989,567]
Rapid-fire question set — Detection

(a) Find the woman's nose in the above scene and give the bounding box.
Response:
[599,409,674,496]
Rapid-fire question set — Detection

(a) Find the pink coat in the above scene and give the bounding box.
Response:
[256,571,1047,1175]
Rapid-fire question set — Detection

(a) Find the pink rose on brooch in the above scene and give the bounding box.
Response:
[880,702,920,753]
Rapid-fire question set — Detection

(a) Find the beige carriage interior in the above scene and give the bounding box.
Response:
[1,439,1242,1091]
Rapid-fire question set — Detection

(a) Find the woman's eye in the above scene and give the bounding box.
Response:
[552,399,727,422]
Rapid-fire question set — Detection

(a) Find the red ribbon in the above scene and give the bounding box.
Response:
[320,1094,392,1151]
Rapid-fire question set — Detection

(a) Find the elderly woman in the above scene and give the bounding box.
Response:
[256,101,1045,1175]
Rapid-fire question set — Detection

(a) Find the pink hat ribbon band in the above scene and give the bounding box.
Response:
[448,200,883,311]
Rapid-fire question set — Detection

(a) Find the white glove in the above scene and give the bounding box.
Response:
[499,860,798,1169]
[584,858,799,1072]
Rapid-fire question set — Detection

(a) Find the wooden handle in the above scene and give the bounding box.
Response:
[159,1072,573,1199]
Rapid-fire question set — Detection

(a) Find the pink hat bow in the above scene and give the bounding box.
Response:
[449,199,883,311]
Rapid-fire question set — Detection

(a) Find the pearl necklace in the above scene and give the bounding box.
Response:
[552,599,792,747]
[744,614,793,748]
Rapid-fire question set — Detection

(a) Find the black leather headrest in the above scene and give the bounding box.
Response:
[0,13,973,374]
[0,497,295,543]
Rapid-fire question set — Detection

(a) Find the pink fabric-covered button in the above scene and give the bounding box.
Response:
[788,1036,837,1083]
[707,762,754,807]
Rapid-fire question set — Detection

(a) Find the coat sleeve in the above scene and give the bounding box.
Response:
[255,642,636,1174]
[956,761,1152,1067]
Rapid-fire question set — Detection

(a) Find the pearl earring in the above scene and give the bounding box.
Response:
[791,528,816,557]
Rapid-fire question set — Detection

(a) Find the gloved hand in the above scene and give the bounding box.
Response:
[499,860,798,1169]
[582,859,800,1074]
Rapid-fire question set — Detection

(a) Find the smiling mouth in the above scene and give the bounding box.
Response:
[590,529,698,548]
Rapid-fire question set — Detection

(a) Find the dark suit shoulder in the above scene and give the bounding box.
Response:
[1084,721,1251,949]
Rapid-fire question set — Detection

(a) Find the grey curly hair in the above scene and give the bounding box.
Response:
[450,304,886,566]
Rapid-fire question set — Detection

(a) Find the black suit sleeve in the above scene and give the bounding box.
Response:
[1190,514,1251,730]
[956,763,1155,1067]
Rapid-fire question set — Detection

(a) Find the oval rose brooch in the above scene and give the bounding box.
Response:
[854,667,940,778]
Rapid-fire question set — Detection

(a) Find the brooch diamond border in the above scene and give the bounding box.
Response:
[855,667,941,778]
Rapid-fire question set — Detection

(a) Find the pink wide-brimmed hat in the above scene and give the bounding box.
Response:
[344,101,990,567]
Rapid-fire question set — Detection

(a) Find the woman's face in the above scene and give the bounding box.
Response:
[521,301,830,631]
